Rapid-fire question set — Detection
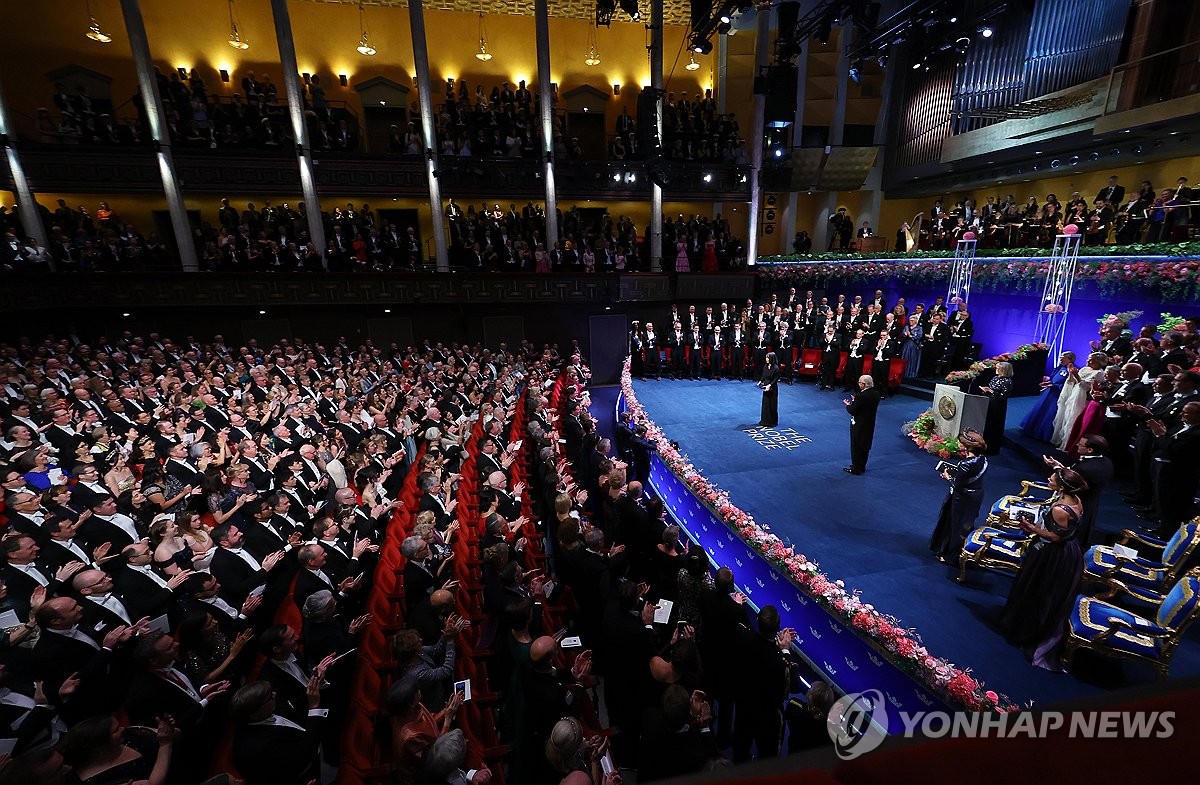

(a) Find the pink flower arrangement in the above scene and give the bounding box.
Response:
[616,358,1017,713]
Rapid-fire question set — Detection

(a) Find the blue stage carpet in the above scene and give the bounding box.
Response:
[622,378,1200,708]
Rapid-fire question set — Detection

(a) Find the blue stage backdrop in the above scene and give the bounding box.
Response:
[759,276,1194,371]
[619,394,954,728]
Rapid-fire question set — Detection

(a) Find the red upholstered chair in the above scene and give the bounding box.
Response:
[797,348,822,377]
[835,351,848,381]
[889,358,908,390]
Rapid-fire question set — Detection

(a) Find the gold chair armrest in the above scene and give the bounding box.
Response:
[1117,529,1169,552]
[1018,480,1053,497]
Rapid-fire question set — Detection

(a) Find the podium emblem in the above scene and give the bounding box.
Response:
[937,394,957,420]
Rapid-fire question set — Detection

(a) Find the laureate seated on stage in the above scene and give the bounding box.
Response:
[1083,518,1200,605]
[1064,568,1200,679]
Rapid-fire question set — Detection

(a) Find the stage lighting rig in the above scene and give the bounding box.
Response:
[618,0,640,21]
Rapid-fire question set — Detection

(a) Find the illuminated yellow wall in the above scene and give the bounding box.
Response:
[877,155,1200,241]
[0,1,712,135]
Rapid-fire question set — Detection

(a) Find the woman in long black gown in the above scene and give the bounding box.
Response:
[980,361,1014,455]
[998,467,1086,671]
[759,351,780,427]
[929,430,989,566]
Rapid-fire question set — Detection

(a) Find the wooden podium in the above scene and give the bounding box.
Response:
[857,236,889,254]
[933,383,989,439]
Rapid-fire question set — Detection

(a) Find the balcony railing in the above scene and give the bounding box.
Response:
[5,146,752,200]
[1103,38,1200,116]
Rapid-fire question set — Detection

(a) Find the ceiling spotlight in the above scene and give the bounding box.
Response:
[685,52,701,71]
[227,0,249,49]
[949,16,958,22]
[912,59,923,70]
[702,172,713,183]
[692,37,713,55]
[356,4,377,56]
[717,21,732,34]
[979,25,993,38]
[774,148,783,158]
[619,0,640,20]
[720,13,731,23]
[475,12,493,61]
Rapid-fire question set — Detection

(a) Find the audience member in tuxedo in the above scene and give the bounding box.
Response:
[1099,361,1149,476]
[699,567,749,748]
[817,325,841,391]
[731,605,796,763]
[1092,324,1132,360]
[844,375,881,475]
[842,330,869,393]
[124,630,229,783]
[871,330,899,396]
[401,536,455,613]
[230,678,328,785]
[208,523,286,608]
[785,681,837,755]
[1124,373,1178,509]
[1043,435,1113,545]
[929,430,989,566]
[1146,401,1200,537]
[921,313,948,378]
[945,309,975,371]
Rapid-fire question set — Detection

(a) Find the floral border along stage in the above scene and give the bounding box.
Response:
[755,258,1200,302]
[944,342,1049,385]
[620,358,1016,713]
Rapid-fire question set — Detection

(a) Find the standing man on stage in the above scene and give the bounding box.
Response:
[844,375,881,475]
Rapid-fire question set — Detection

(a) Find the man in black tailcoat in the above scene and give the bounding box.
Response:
[844,375,881,475]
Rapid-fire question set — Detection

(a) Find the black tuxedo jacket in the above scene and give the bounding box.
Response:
[402,559,447,612]
[32,631,123,716]
[124,669,206,730]
[232,713,325,785]
[209,548,268,606]
[113,566,176,620]
[259,657,312,721]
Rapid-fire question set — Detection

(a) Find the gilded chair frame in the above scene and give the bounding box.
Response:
[984,480,1055,528]
[957,527,1034,582]
[1063,568,1200,680]
[1085,521,1200,604]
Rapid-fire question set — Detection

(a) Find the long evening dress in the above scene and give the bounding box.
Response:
[759,363,780,427]
[1051,366,1100,450]
[901,323,923,379]
[702,239,718,272]
[675,240,691,273]
[1019,363,1070,442]
[928,453,989,565]
[982,375,1013,455]
[998,503,1083,670]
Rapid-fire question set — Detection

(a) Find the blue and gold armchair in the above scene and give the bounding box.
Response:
[1083,520,1200,605]
[1064,569,1200,679]
[984,479,1056,528]
[958,525,1033,582]
[958,483,1061,582]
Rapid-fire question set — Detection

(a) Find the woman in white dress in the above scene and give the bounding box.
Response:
[1051,351,1109,450]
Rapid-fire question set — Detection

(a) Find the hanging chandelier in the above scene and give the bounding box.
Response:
[475,12,493,61]
[227,0,249,50]
[584,24,601,67]
[685,52,700,71]
[356,3,377,56]
[85,0,112,43]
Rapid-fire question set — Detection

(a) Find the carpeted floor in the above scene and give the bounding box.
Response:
[604,377,1200,709]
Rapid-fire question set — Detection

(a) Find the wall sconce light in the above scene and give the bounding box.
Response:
[339,74,348,87]
[177,67,187,78]
[613,83,621,95]
[219,69,230,83]
[302,73,311,84]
